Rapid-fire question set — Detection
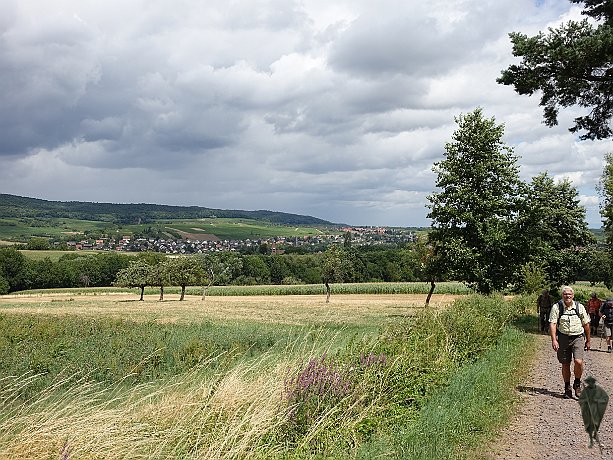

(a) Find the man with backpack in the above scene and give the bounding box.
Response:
[586,292,603,336]
[549,286,591,399]
[599,298,613,353]
[537,289,554,333]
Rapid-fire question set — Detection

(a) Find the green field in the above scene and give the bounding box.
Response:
[17,249,140,261]
[0,216,333,243]
[156,217,328,240]
[0,217,111,241]
[13,281,473,297]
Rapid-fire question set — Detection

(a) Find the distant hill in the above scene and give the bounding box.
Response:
[0,194,336,226]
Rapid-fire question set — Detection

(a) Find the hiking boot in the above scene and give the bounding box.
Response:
[608,346,612,353]
[574,382,582,398]
[564,388,573,399]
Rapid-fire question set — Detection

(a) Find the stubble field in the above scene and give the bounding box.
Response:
[0,292,462,326]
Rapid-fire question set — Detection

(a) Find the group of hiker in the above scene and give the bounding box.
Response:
[537,286,613,399]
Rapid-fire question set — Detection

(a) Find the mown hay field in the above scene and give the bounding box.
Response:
[0,292,462,327]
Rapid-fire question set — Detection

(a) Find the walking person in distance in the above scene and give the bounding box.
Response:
[537,289,553,333]
[549,286,591,399]
[599,298,613,353]
[586,292,602,336]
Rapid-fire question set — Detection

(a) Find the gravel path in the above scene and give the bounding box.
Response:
[487,333,613,459]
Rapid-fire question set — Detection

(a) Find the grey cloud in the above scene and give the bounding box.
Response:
[0,9,101,155]
[0,0,604,227]
[328,14,476,78]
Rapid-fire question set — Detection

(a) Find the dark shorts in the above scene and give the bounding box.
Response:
[590,313,600,328]
[557,333,585,364]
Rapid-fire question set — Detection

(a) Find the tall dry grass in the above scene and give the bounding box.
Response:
[0,330,378,459]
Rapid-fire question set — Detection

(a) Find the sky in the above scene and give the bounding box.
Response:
[0,0,611,227]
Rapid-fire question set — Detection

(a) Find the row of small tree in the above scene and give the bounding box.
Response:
[114,253,241,301]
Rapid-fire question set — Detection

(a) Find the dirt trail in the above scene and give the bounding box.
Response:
[487,333,613,459]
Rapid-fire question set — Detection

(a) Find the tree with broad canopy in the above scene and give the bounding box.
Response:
[498,0,613,140]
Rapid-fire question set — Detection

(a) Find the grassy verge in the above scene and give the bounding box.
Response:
[389,326,533,459]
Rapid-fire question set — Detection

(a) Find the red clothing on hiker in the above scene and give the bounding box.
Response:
[587,297,602,314]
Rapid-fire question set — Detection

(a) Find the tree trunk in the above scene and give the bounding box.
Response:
[202,274,214,301]
[159,285,164,301]
[425,279,435,307]
[139,286,145,301]
[180,285,186,301]
[325,281,330,303]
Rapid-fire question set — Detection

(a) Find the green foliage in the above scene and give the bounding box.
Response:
[0,247,31,292]
[393,327,531,459]
[599,152,613,265]
[578,247,611,287]
[166,256,204,300]
[114,259,153,300]
[498,0,613,140]
[517,172,593,289]
[0,244,491,293]
[25,237,51,250]
[0,274,8,295]
[0,193,333,227]
[518,261,549,294]
[322,245,346,284]
[270,294,524,456]
[427,109,593,293]
[427,108,523,294]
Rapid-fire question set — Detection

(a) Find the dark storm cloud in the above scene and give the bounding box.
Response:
[0,0,606,227]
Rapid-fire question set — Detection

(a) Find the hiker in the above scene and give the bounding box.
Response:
[537,289,553,333]
[599,298,613,353]
[549,286,590,399]
[586,292,603,336]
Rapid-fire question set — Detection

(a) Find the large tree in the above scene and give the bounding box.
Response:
[427,108,523,294]
[517,172,594,289]
[114,260,153,301]
[0,247,32,293]
[498,0,613,140]
[167,256,204,301]
[599,152,613,246]
[597,152,613,286]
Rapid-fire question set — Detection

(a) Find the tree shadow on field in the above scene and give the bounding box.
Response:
[117,299,188,303]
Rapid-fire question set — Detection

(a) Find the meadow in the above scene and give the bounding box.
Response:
[0,217,111,241]
[0,216,332,244]
[0,286,532,459]
[159,217,327,240]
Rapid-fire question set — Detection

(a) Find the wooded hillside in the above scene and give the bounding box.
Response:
[0,194,335,226]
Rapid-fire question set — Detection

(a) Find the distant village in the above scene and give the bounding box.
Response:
[64,226,418,254]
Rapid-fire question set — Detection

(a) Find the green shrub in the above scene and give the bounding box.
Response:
[392,327,531,459]
[268,294,524,456]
